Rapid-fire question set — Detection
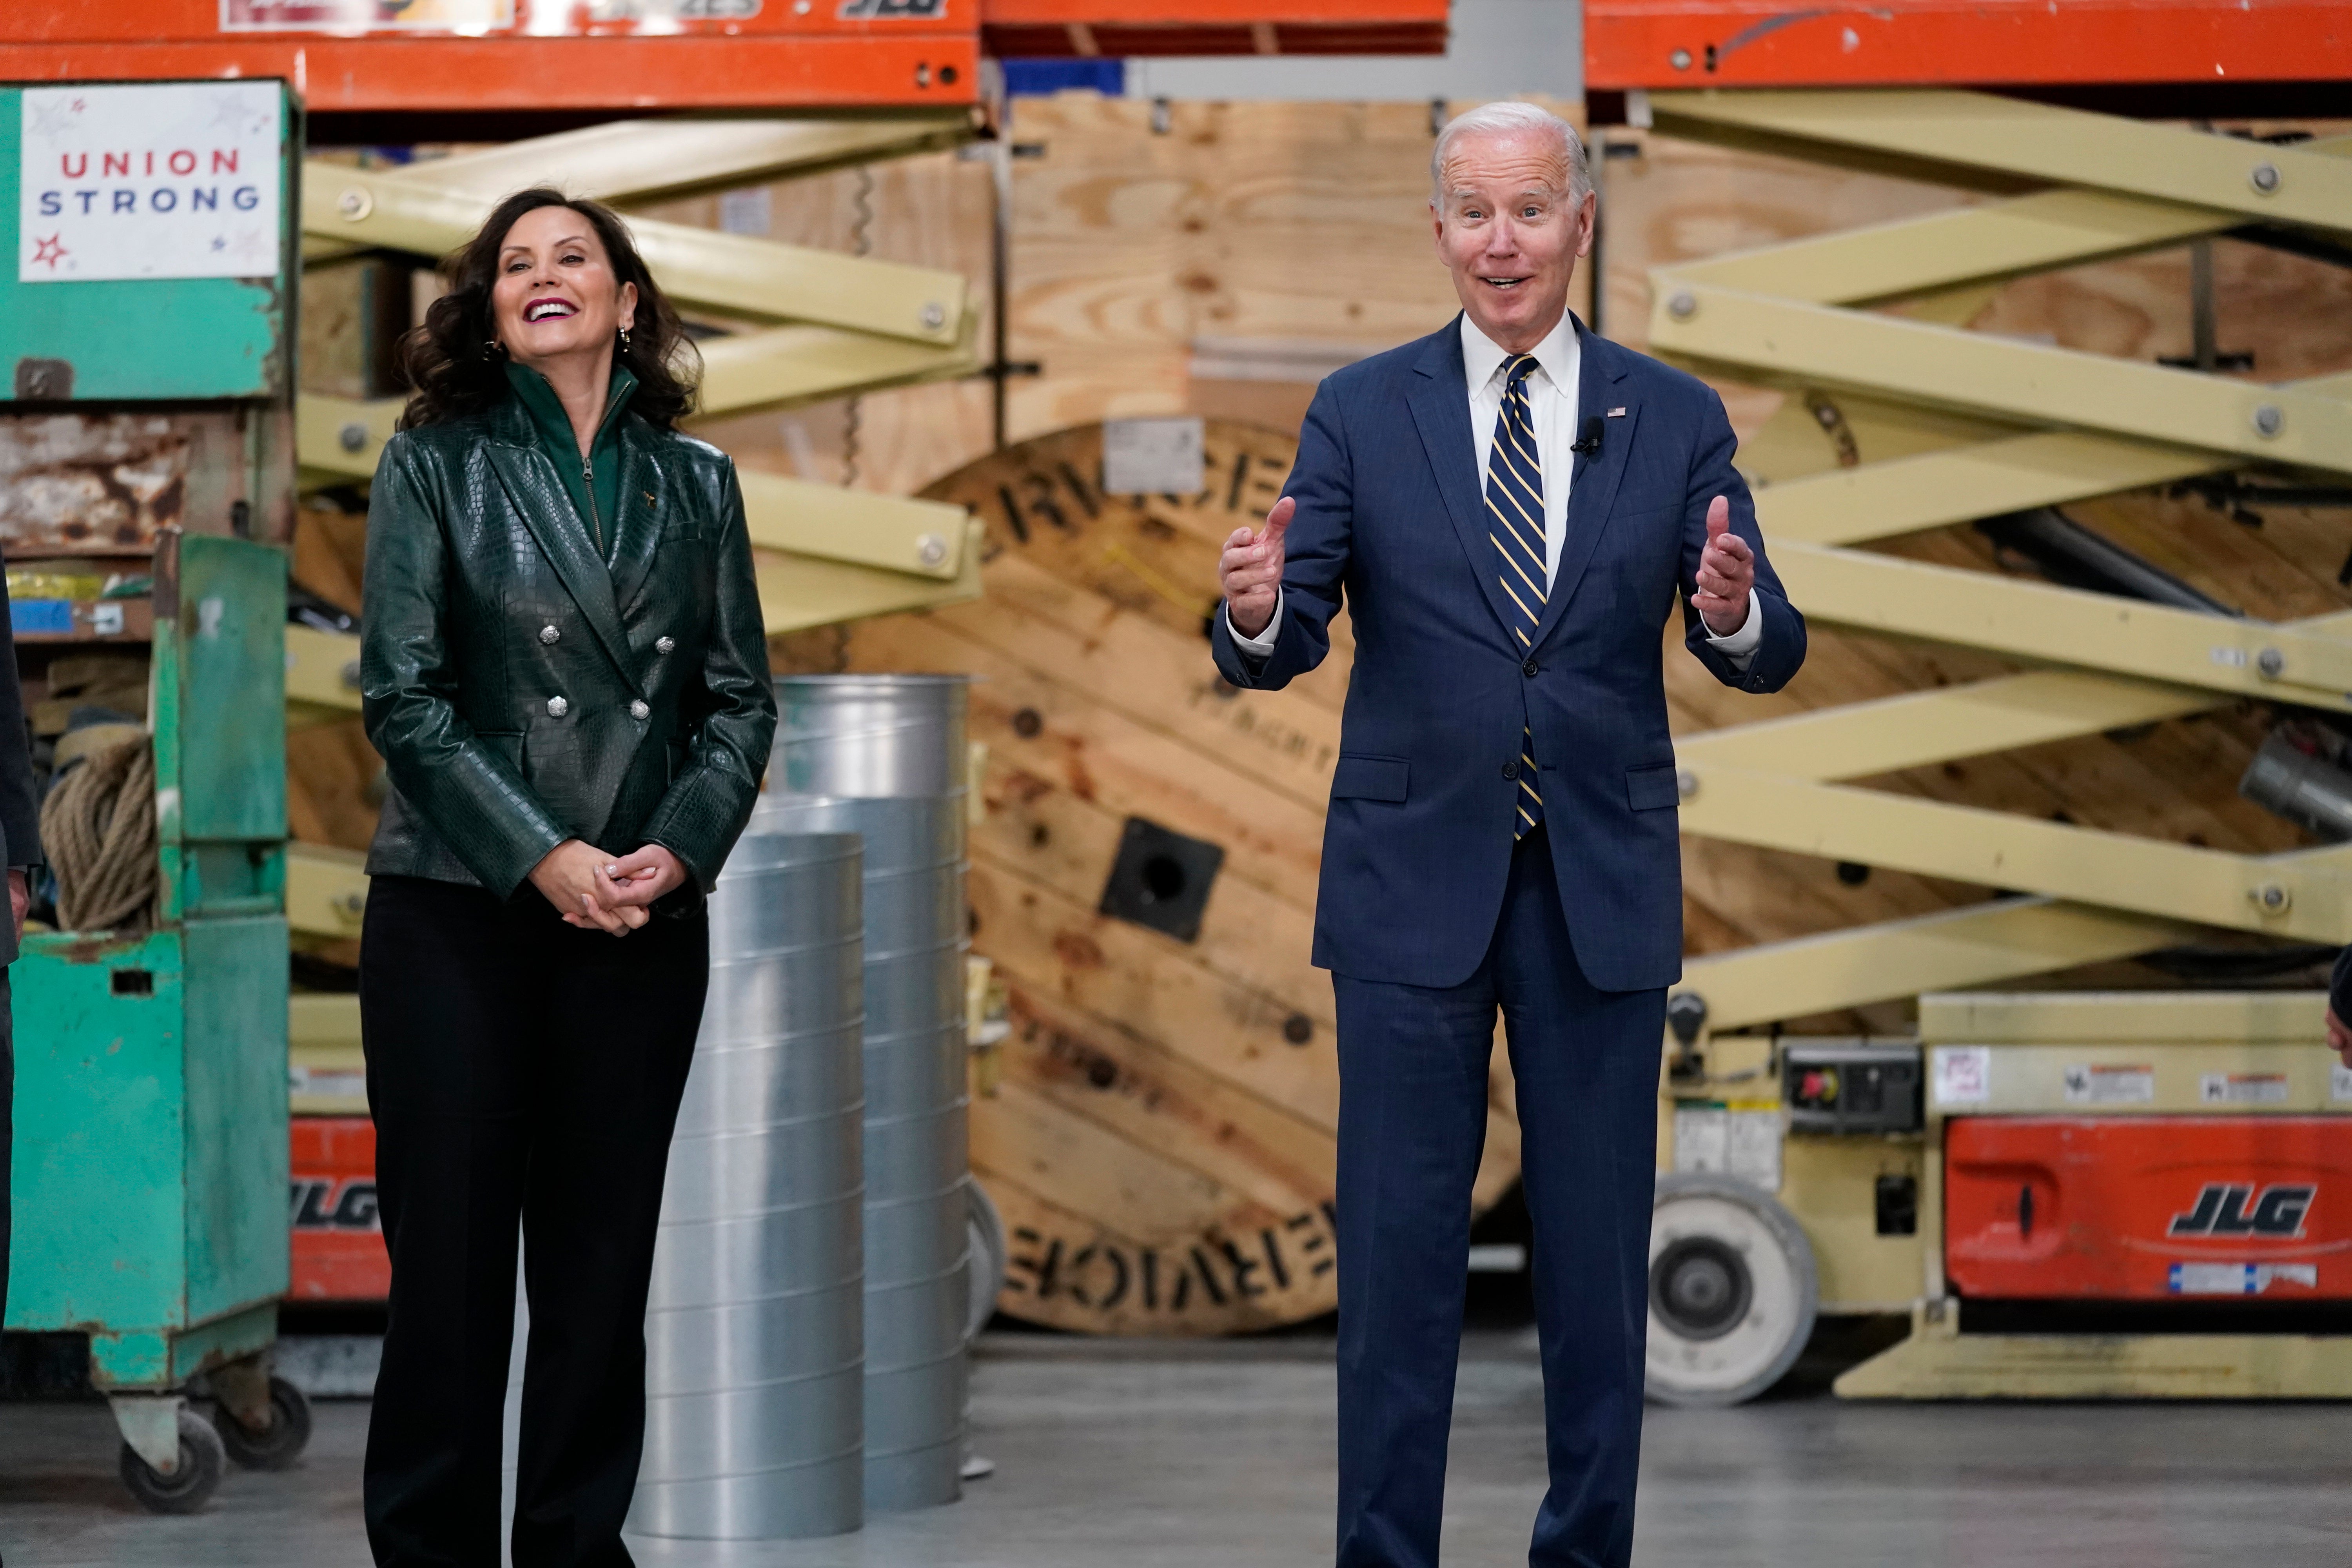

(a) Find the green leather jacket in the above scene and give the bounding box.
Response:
[359,383,776,903]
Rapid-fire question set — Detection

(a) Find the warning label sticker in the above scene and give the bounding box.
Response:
[2169,1261,2319,1296]
[1932,1045,1991,1107]
[2063,1063,2154,1105]
[220,0,513,31]
[1671,1105,1784,1194]
[2200,1072,2291,1106]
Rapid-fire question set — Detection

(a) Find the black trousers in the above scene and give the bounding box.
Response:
[360,875,708,1568]
[1,971,13,1323]
[1330,827,1665,1568]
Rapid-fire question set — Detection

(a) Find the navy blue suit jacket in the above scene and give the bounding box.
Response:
[1210,315,1806,993]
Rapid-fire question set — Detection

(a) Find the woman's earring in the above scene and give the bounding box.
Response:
[484,338,501,359]
[619,325,633,351]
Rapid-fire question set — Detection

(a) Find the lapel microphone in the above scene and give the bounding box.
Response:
[1568,416,1605,456]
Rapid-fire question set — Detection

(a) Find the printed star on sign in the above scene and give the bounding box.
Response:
[29,236,68,269]
[27,98,81,137]
[207,93,266,135]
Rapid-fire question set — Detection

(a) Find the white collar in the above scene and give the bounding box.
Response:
[1459,309,1581,398]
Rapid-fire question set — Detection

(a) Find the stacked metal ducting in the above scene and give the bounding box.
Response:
[631,831,868,1540]
[754,675,971,1513]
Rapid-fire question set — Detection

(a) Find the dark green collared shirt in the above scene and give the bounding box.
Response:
[502,359,639,559]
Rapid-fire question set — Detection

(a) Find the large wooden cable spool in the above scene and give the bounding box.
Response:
[810,421,1521,1335]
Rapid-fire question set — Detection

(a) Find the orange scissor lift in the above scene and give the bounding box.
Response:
[1589,1,2352,1401]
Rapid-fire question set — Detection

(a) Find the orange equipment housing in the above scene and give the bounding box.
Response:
[1945,1116,2352,1302]
[290,1116,391,1303]
[0,0,1445,117]
[1585,0,2352,91]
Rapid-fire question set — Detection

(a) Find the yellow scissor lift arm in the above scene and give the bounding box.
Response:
[1634,91,2352,1397]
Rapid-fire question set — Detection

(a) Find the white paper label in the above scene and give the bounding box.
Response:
[1932,1045,1991,1106]
[2331,1061,2352,1104]
[718,185,772,236]
[2200,1072,2290,1106]
[2170,1261,2317,1296]
[1102,417,1206,496]
[1672,1106,1782,1192]
[289,1065,368,1102]
[2063,1063,2154,1105]
[220,0,513,31]
[19,83,281,283]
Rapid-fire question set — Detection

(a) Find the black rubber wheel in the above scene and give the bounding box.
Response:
[213,1375,313,1470]
[1645,1172,1820,1408]
[119,1408,226,1514]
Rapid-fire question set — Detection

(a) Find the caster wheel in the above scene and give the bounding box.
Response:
[119,1408,226,1514]
[1645,1172,1819,1408]
[214,1375,313,1470]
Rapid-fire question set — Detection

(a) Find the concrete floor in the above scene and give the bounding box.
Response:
[5,1331,2351,1567]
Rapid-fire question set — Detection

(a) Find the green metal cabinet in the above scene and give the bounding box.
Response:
[7,536,299,1508]
[3,78,307,1512]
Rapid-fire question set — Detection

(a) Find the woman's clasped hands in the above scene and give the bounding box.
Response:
[527,838,688,935]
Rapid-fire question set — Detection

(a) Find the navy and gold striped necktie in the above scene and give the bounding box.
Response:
[1485,352,1546,840]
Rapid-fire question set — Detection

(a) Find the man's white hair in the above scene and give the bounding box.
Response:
[1430,101,1591,209]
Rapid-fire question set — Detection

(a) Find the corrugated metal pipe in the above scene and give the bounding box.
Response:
[755,675,972,1513]
[631,830,868,1540]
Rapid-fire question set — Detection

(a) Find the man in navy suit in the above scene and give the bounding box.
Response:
[1211,102,1806,1568]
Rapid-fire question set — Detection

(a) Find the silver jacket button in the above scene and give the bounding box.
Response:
[630,699,650,720]
[547,696,568,717]
[539,624,560,644]
[655,635,675,654]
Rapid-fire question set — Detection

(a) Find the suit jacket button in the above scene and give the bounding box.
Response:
[547,696,568,717]
[630,700,650,720]
[1501,761,1518,781]
[1522,658,1539,677]
[539,624,560,644]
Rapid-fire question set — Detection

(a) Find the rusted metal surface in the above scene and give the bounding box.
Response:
[0,414,195,554]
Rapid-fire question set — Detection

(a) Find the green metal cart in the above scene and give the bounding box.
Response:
[3,77,310,1512]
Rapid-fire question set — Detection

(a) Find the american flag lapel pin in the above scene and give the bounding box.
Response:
[1606,406,1628,418]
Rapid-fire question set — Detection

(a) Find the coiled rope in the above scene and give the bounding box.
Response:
[41,735,158,933]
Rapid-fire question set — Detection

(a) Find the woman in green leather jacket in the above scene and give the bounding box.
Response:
[356,187,776,1568]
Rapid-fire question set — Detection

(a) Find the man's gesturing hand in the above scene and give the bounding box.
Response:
[1219,495,1295,641]
[1693,495,1755,637]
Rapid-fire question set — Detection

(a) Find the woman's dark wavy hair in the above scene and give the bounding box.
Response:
[396,187,699,432]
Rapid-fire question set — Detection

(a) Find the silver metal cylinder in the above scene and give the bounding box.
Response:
[630,831,866,1541]
[755,675,970,1514]
[2241,726,2352,842]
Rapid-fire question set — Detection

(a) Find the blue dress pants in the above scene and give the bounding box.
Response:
[1331,826,1665,1568]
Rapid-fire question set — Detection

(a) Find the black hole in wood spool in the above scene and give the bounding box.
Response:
[1012,707,1044,738]
[1140,854,1186,903]
[1099,817,1223,943]
[1283,1014,1313,1045]
[1086,1057,1116,1089]
[1835,861,1871,886]
[1030,822,1050,848]
[111,968,154,997]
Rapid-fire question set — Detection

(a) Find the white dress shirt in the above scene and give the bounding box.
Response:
[1228,312,1762,662]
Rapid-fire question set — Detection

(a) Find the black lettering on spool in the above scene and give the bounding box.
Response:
[1221,1238,1265,1298]
[1260,1228,1291,1290]
[1189,1246,1229,1305]
[1094,1245,1131,1310]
